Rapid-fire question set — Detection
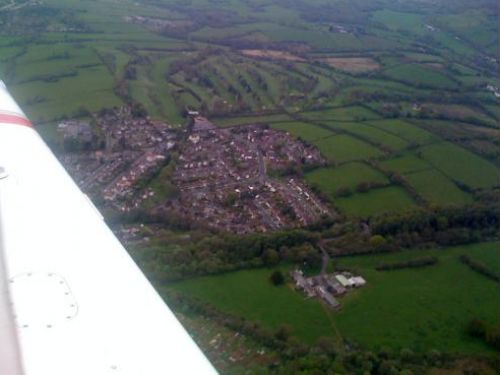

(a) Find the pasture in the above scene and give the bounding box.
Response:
[169,267,338,344]
[314,134,383,163]
[368,119,436,144]
[319,57,380,73]
[305,162,389,198]
[270,121,334,143]
[383,64,457,89]
[380,153,432,175]
[334,241,500,354]
[404,169,473,206]
[334,186,416,217]
[420,142,500,189]
[326,122,409,151]
[170,242,500,354]
[301,106,381,122]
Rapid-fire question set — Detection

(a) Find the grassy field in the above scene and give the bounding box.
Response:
[326,122,409,151]
[301,106,381,122]
[305,162,389,197]
[368,119,437,145]
[170,242,500,354]
[335,186,416,217]
[420,142,500,189]
[315,134,384,163]
[270,121,335,143]
[169,267,338,344]
[380,153,432,175]
[404,169,473,206]
[334,241,500,354]
[383,64,457,89]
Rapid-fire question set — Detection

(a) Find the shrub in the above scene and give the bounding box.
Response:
[376,257,438,271]
[270,270,285,286]
[459,255,500,283]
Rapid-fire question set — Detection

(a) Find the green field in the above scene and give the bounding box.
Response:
[169,267,338,344]
[335,241,500,353]
[301,106,381,122]
[270,121,335,143]
[368,119,437,144]
[315,134,384,163]
[305,162,389,198]
[405,169,473,206]
[420,142,500,189]
[327,122,409,151]
[335,185,416,217]
[383,64,457,89]
[170,242,500,354]
[380,153,432,175]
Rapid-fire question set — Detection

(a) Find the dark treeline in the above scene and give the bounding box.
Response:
[459,255,500,283]
[376,256,438,271]
[120,202,500,282]
[372,204,500,249]
[128,229,321,282]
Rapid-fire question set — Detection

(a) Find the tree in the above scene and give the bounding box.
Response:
[263,248,280,266]
[270,270,285,286]
[369,234,387,248]
[131,102,147,118]
[275,324,292,341]
[316,337,337,359]
[466,318,486,338]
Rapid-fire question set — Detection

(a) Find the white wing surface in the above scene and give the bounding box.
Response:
[0,81,217,375]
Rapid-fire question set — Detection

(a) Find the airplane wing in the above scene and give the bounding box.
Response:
[0,81,217,375]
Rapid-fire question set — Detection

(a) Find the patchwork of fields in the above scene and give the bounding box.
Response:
[268,110,500,218]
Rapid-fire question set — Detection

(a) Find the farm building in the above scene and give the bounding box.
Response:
[349,276,366,287]
[292,269,366,309]
[335,274,353,288]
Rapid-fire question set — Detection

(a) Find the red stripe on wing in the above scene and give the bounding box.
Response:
[0,114,32,127]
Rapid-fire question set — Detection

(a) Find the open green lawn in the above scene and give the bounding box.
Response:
[383,64,457,89]
[327,122,409,151]
[301,106,381,122]
[335,185,417,217]
[10,64,122,125]
[405,169,473,206]
[368,119,437,144]
[315,134,384,163]
[169,267,338,344]
[380,153,432,175]
[420,142,500,189]
[334,241,500,354]
[372,10,424,34]
[305,162,389,198]
[271,121,334,143]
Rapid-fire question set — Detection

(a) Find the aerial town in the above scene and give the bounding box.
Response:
[58,109,332,233]
[163,116,331,232]
[58,107,176,212]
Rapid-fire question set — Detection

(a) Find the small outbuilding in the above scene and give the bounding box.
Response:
[349,276,366,287]
[335,274,353,288]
